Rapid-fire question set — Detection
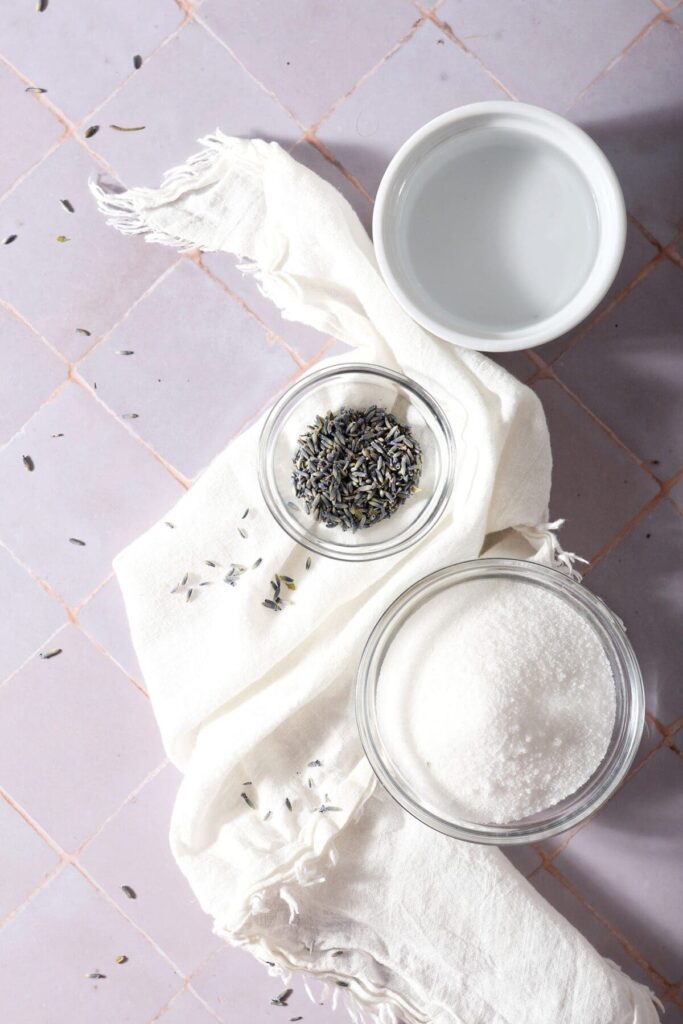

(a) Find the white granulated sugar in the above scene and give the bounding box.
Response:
[376,578,616,824]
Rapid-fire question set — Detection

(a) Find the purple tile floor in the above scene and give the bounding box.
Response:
[1,2,682,1021]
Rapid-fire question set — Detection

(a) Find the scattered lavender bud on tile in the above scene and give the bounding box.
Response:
[84,972,106,980]
[59,199,75,213]
[109,124,146,132]
[56,235,70,243]
[39,648,62,660]
[121,885,136,900]
[115,955,128,965]
[164,521,175,528]
[25,86,47,93]
[116,349,135,356]
[271,988,293,1007]
[52,433,64,438]
[22,454,35,472]
[3,234,17,245]
[133,54,143,70]
[121,412,139,419]
[84,125,99,139]
[36,0,49,11]
[68,537,86,546]
[75,328,91,336]
[336,980,349,987]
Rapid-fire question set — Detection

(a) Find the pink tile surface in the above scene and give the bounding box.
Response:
[0,866,181,1023]
[0,307,67,445]
[554,259,683,479]
[586,500,683,729]
[3,0,183,122]
[2,4,682,1021]
[436,0,656,111]
[199,0,420,128]
[553,748,683,982]
[534,378,659,560]
[200,250,331,364]
[81,764,222,976]
[569,19,683,242]
[0,62,63,195]
[80,260,299,479]
[78,575,142,683]
[0,546,67,684]
[0,626,164,850]
[0,383,182,606]
[0,140,175,361]
[0,797,59,921]
[318,18,504,199]
[157,990,220,1024]
[88,22,299,188]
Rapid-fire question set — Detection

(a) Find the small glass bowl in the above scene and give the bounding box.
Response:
[356,558,645,845]
[258,363,455,561]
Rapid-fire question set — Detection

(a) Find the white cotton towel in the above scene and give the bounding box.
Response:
[92,133,660,1024]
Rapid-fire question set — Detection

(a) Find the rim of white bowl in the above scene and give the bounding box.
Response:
[373,102,627,353]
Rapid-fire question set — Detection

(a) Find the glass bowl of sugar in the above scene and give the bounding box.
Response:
[258,362,455,561]
[356,558,645,844]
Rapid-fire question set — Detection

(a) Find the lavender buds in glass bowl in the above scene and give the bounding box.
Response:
[258,363,455,562]
[292,405,423,532]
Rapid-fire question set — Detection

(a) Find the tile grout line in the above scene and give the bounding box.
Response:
[0,784,198,989]
[0,539,74,621]
[309,14,428,136]
[193,253,305,371]
[73,257,184,365]
[530,248,666,374]
[542,861,677,992]
[76,620,149,699]
[193,15,307,133]
[0,298,71,368]
[583,468,683,572]
[70,372,191,489]
[535,361,674,490]
[424,7,518,100]
[565,11,668,114]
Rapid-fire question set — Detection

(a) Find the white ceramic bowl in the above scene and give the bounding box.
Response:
[373,102,626,353]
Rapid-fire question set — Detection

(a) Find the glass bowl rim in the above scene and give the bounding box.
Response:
[257,361,456,562]
[355,556,645,845]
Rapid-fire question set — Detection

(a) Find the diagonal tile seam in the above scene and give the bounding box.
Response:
[530,356,676,491]
[147,978,225,1024]
[192,251,311,372]
[193,14,308,134]
[532,733,672,869]
[564,9,670,114]
[307,13,428,137]
[582,468,683,573]
[0,778,227,1024]
[303,133,376,204]
[422,6,517,100]
[67,16,192,131]
[0,298,71,369]
[529,248,666,375]
[77,619,148,698]
[70,371,191,489]
[542,860,680,994]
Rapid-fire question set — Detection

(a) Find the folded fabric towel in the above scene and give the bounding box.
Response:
[92,134,660,1024]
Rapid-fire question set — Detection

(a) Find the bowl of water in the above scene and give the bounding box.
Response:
[373,102,626,352]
